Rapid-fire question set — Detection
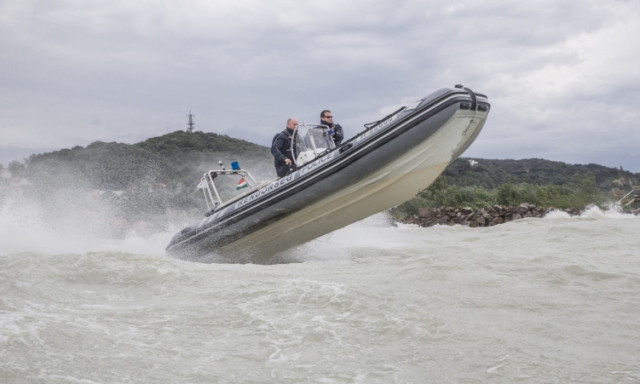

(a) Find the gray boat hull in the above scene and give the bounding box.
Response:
[166,86,490,262]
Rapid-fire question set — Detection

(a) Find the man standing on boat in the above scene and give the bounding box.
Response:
[271,117,298,177]
[320,110,344,146]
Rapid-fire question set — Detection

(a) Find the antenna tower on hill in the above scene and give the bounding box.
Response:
[187,111,195,133]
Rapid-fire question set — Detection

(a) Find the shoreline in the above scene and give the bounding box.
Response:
[396,203,639,228]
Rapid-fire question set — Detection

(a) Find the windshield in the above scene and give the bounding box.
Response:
[292,123,335,166]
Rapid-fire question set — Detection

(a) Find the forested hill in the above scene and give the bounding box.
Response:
[22,130,273,191]
[442,157,638,192]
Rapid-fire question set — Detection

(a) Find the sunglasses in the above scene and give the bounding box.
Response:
[324,116,333,118]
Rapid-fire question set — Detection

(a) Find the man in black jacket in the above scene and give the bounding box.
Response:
[320,110,344,146]
[271,117,299,177]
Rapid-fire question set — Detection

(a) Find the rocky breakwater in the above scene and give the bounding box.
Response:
[399,203,584,228]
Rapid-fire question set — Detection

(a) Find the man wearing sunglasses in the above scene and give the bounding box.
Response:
[320,110,344,146]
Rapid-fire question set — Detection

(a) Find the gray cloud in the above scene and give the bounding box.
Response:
[1,0,639,171]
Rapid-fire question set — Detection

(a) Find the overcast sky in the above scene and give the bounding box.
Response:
[1,0,639,172]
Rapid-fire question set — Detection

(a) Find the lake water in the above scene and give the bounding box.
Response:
[1,203,639,383]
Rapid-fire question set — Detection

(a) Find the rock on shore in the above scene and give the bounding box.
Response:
[398,203,585,228]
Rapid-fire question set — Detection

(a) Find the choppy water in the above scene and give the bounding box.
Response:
[1,207,639,383]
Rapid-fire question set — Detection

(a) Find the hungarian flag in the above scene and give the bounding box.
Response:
[236,177,249,190]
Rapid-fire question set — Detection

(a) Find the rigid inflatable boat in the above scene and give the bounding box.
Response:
[166,85,490,262]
